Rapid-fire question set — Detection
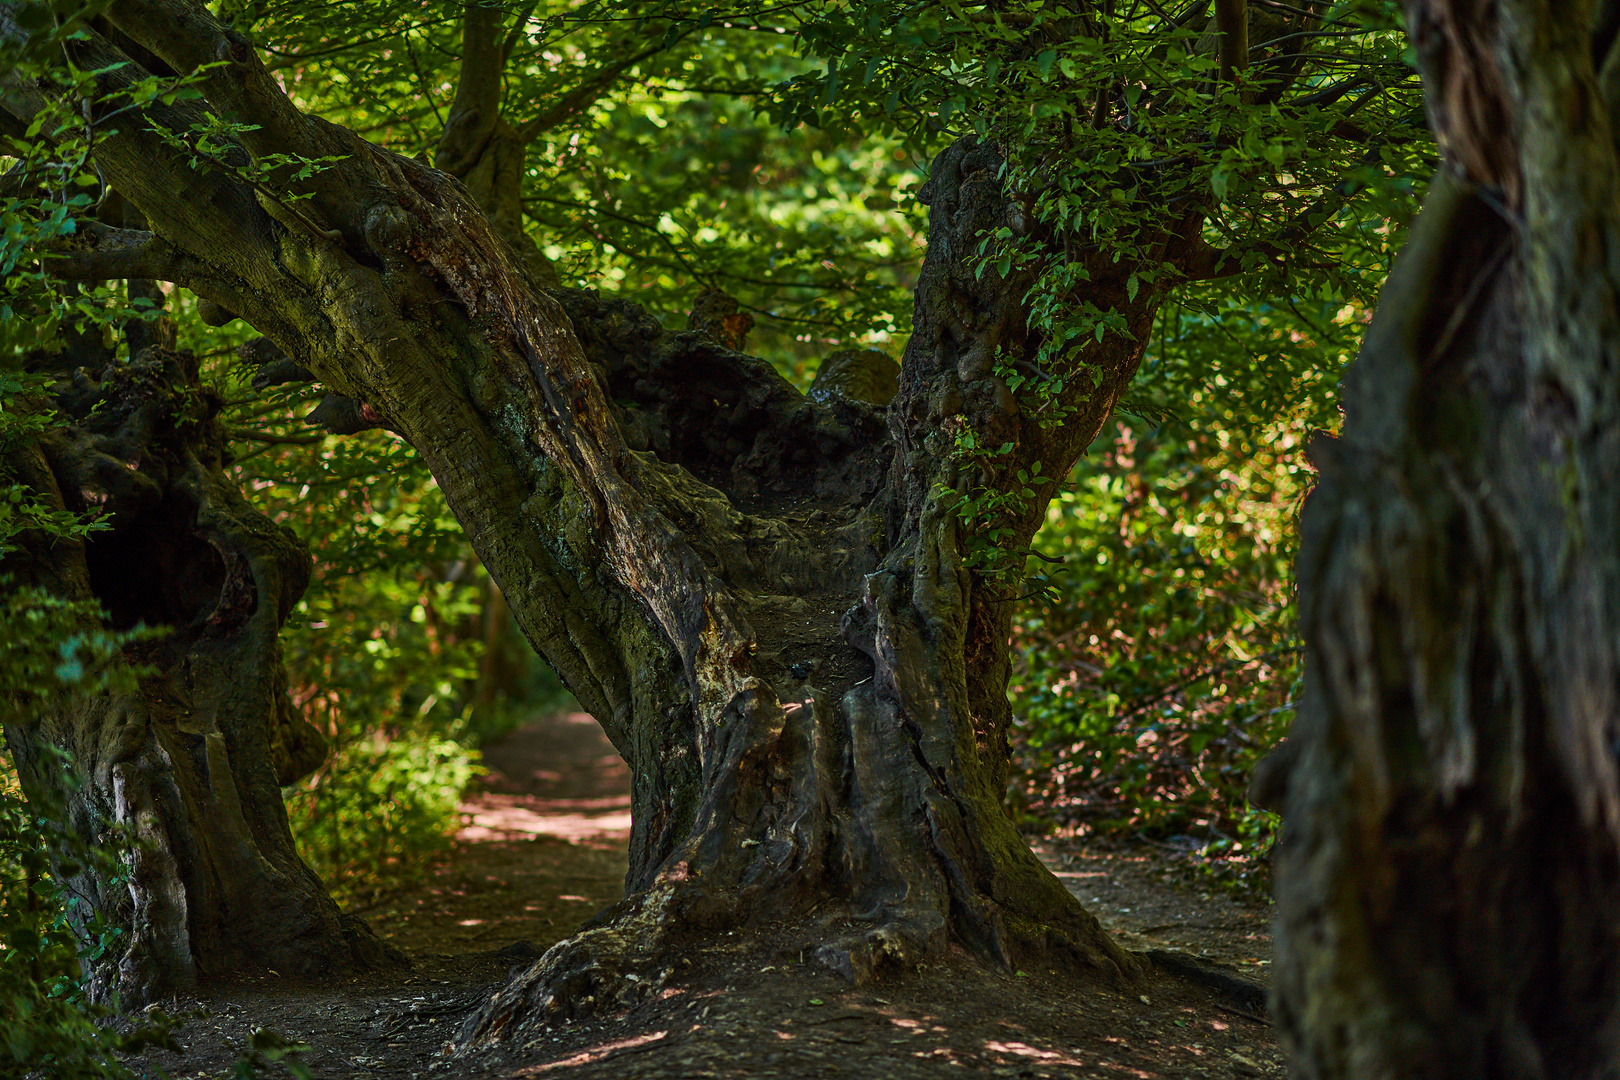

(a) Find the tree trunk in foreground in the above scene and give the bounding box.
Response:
[3,346,400,1006]
[1266,5,1620,1076]
[3,0,1209,1026]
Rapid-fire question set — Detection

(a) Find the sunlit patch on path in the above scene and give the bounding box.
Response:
[456,792,633,843]
[457,711,633,845]
[364,711,633,959]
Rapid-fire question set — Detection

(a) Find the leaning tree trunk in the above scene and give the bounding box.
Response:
[1265,5,1620,1077]
[2,344,399,1007]
[5,0,1208,1022]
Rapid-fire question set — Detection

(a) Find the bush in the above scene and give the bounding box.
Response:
[1010,410,1313,892]
[283,733,481,905]
[0,591,178,1077]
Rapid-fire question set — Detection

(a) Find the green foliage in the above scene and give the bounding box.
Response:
[0,376,108,559]
[146,105,351,230]
[0,124,181,1066]
[1009,286,1372,889]
[1,17,205,359]
[946,428,1048,581]
[234,0,927,375]
[228,1027,313,1080]
[284,733,480,905]
[0,761,115,1079]
[1009,414,1304,888]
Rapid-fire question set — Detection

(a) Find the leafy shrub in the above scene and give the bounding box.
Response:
[228,1027,313,1080]
[0,761,122,1078]
[284,733,481,905]
[1008,290,1355,891]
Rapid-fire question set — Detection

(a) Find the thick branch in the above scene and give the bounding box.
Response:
[105,0,311,163]
[4,25,280,269]
[1401,0,1516,195]
[435,1,506,174]
[102,0,370,233]
[40,223,199,284]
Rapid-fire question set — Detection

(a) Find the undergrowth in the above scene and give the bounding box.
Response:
[1010,403,1323,896]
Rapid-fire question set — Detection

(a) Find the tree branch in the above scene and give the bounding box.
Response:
[58,31,285,260]
[226,429,325,446]
[39,223,199,284]
[435,1,506,174]
[518,35,687,140]
[500,0,541,61]
[105,0,316,166]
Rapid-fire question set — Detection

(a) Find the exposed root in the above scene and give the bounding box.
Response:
[453,887,687,1051]
[452,856,1148,1054]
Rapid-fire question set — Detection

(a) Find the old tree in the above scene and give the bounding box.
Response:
[1265,3,1620,1078]
[12,0,1602,1073]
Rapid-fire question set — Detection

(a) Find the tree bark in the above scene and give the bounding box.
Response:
[3,346,401,1007]
[1268,4,1620,1076]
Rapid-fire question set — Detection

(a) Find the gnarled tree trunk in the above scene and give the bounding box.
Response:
[3,345,399,1007]
[1267,4,1620,1076]
[448,135,1180,1044]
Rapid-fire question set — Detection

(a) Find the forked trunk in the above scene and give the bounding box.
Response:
[423,137,1167,1044]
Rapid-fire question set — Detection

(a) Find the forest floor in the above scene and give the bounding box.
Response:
[126,714,1281,1080]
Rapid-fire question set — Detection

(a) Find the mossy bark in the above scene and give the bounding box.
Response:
[1267,5,1620,1076]
[3,348,400,1007]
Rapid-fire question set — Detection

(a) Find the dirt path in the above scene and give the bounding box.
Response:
[127,715,1283,1080]
[360,713,632,962]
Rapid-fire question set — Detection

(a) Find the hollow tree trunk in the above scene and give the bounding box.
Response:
[1266,5,1620,1076]
[3,345,399,1007]
[6,1,1207,1022]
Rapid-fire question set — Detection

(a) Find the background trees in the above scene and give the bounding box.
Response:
[2,0,1428,1045]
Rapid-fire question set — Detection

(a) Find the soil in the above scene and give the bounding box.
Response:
[123,714,1281,1080]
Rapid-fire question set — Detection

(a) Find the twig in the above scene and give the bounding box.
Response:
[1211,1001,1270,1026]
